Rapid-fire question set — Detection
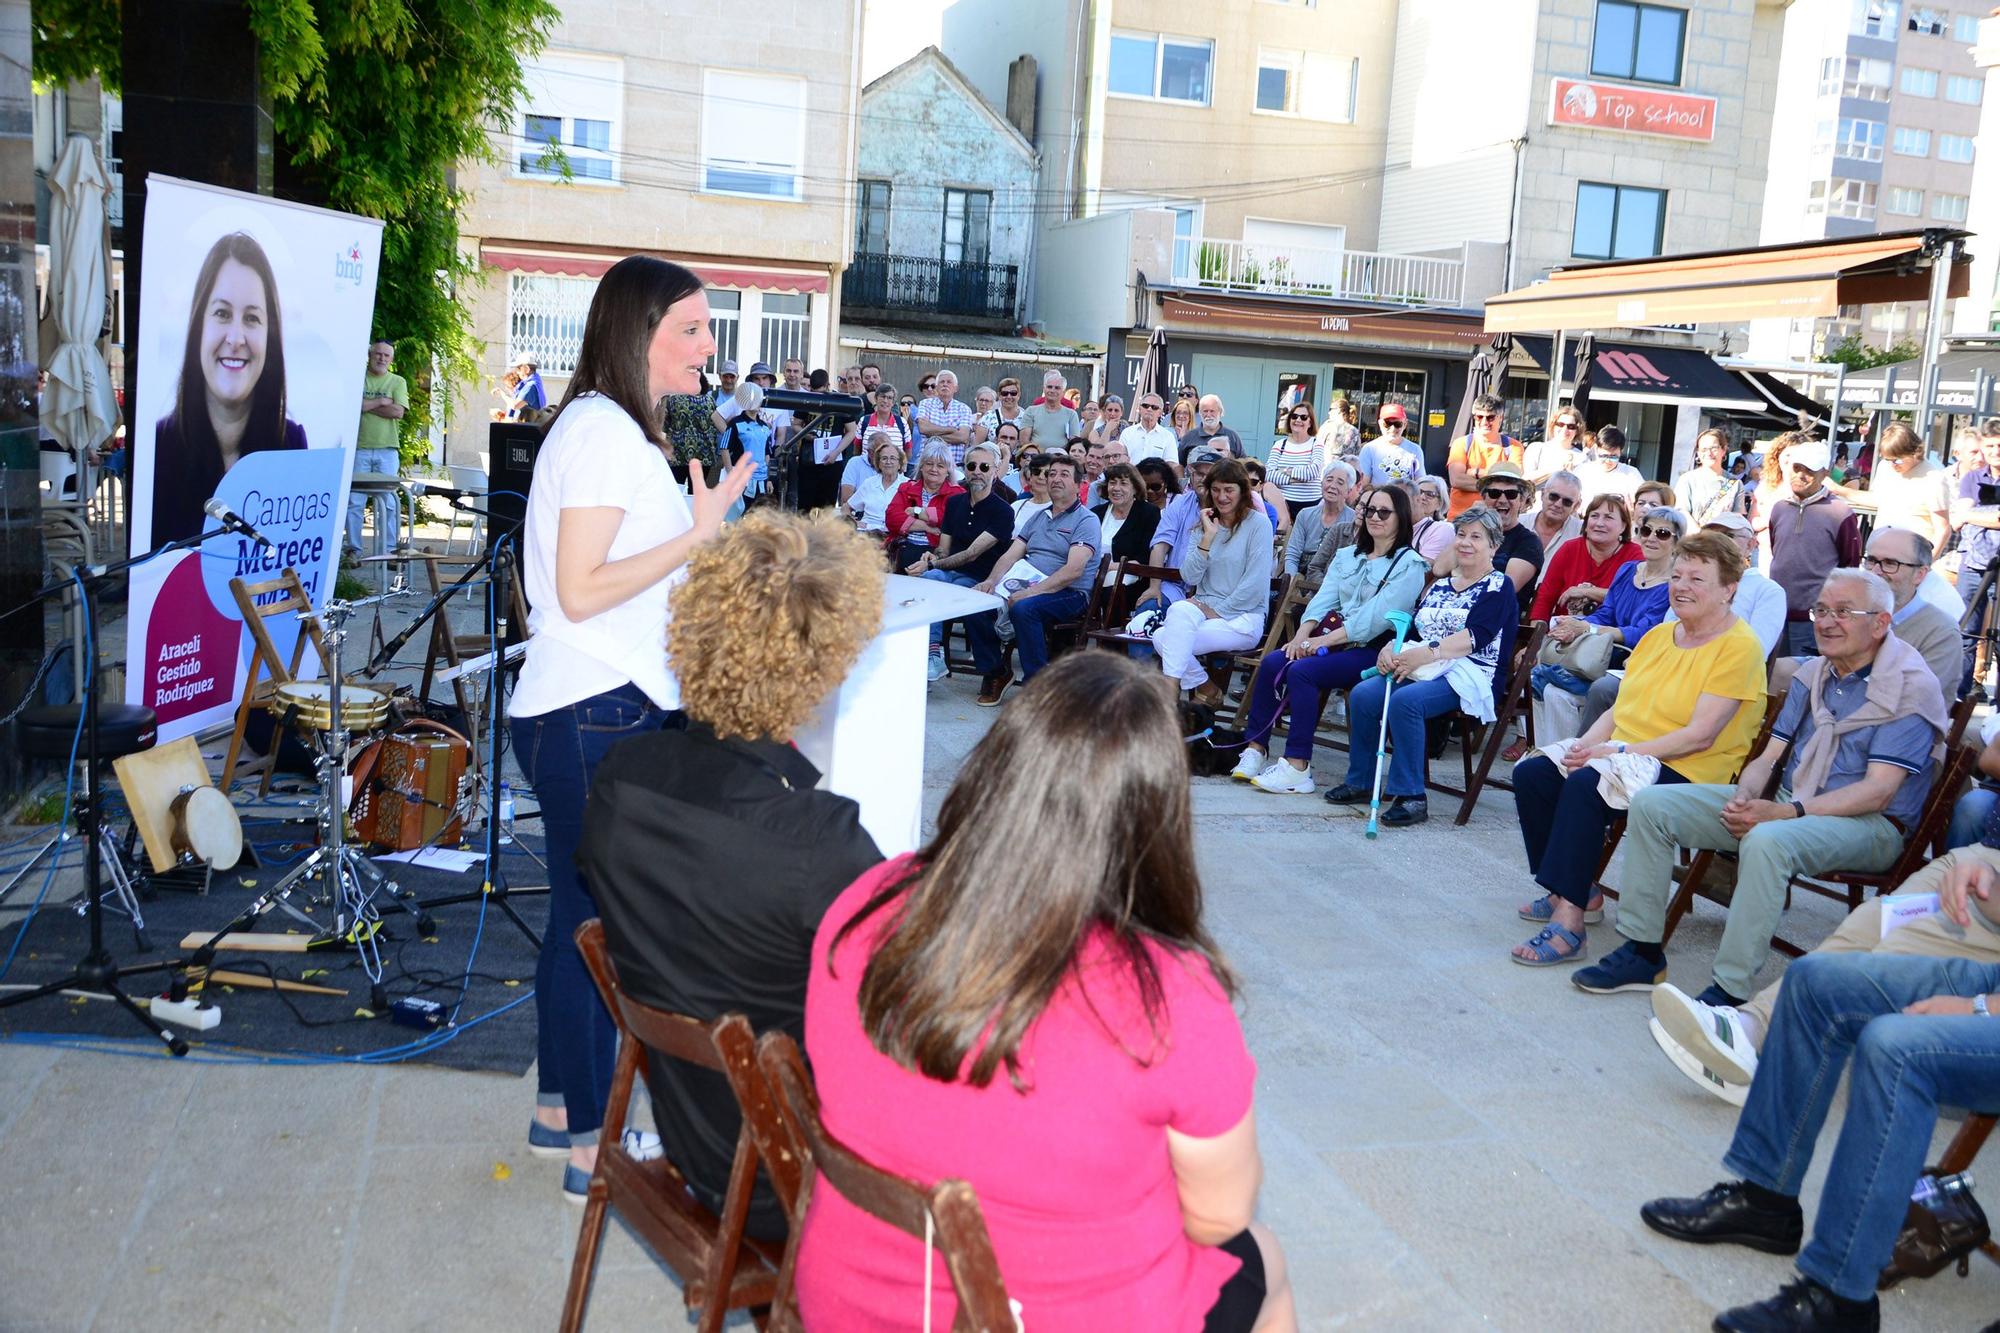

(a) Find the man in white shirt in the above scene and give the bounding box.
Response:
[1118,391,1178,467]
[1575,423,1644,504]
[1354,402,1425,485]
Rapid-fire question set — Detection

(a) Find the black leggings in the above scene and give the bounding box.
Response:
[1203,1229,1268,1333]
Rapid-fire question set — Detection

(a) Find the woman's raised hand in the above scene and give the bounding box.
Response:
[688,453,757,540]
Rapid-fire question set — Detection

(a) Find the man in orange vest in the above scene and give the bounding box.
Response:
[1446,392,1522,518]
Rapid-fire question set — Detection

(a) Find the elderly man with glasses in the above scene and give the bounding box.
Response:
[1119,392,1178,467]
[1574,566,1950,1010]
[1356,403,1425,486]
[912,443,1017,682]
[1431,461,1544,612]
[1524,469,1584,564]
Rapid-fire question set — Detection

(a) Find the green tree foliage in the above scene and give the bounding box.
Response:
[38,0,558,465]
[251,0,559,463]
[1823,335,1923,373]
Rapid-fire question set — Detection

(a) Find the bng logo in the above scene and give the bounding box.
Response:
[335,243,365,287]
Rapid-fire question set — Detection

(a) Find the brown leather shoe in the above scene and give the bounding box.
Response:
[976,672,1011,707]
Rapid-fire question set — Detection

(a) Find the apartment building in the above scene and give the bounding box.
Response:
[450,2,862,461]
[1749,0,1984,361]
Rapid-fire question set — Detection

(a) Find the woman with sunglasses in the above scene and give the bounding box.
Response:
[1530,505,1685,745]
[1526,409,1584,485]
[1267,402,1325,520]
[1234,486,1423,794]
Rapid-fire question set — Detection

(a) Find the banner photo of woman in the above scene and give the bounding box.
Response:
[126,176,382,741]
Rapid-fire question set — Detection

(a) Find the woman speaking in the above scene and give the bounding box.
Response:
[510,256,754,1201]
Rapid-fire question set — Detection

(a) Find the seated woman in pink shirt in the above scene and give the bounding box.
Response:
[797,651,1294,1332]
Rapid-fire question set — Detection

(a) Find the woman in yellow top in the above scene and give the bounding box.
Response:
[1509,530,1766,965]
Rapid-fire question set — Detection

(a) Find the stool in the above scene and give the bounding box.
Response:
[1,703,160,943]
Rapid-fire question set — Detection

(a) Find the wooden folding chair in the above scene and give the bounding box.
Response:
[757,1032,1015,1333]
[1047,555,1119,661]
[563,921,788,1333]
[1932,1113,2000,1269]
[1084,562,1182,651]
[1944,690,1979,750]
[220,569,330,795]
[1226,576,1320,732]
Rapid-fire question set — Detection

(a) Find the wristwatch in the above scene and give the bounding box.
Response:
[1976,993,1991,1017]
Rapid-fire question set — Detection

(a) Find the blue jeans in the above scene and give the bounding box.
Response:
[920,569,980,647]
[1243,646,1372,762]
[1341,674,1462,799]
[1722,952,2000,1301]
[1946,783,1998,851]
[966,585,1088,680]
[510,683,675,1144]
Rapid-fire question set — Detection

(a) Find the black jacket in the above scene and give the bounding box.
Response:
[578,721,883,1240]
[1090,498,1161,574]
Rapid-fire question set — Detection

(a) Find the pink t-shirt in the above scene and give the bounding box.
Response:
[796,855,1258,1330]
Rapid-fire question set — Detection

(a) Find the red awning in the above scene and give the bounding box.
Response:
[482,245,830,295]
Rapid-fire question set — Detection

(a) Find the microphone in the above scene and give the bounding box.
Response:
[203,497,276,551]
[762,388,868,422]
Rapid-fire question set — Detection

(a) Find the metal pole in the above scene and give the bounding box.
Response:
[1547,329,1566,423]
[1916,238,1957,438]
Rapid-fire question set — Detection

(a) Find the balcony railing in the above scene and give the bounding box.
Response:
[843,253,1020,325]
[1171,236,1465,308]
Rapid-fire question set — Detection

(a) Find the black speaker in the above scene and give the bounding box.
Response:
[488,422,543,533]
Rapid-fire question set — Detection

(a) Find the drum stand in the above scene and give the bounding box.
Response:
[187,588,419,1004]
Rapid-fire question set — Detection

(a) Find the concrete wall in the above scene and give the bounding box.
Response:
[857,55,1038,282]
[1035,209,1137,344]
[1376,0,1537,261]
[1509,0,1782,286]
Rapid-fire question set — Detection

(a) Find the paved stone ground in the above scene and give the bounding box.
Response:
[2,623,1995,1329]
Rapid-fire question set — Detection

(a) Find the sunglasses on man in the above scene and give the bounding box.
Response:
[1481,486,1522,501]
[965,461,996,473]
[1473,412,1500,423]
[1380,419,1405,431]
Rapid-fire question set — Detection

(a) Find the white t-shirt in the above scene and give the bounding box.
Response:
[1577,460,1643,504]
[1120,421,1179,466]
[1011,497,1052,530]
[848,472,901,532]
[513,394,692,716]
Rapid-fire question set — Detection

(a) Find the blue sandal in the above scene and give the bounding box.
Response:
[1512,923,1587,966]
[1518,893,1605,926]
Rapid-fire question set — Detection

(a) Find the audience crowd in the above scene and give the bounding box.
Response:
[597,359,2000,1329]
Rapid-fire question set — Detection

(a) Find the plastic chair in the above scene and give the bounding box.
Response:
[445,463,489,556]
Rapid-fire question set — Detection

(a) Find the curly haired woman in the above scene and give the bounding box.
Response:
[575,509,889,1234]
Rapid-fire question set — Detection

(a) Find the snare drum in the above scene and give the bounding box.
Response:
[169,786,243,868]
[269,681,391,733]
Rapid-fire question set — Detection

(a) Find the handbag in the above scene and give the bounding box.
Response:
[1537,623,1617,681]
[1878,1170,1991,1289]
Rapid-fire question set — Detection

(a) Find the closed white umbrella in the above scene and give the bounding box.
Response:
[41,133,118,464]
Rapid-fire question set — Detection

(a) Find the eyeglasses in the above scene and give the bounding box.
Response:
[1000,389,1019,397]
[1481,487,1522,501]
[920,381,936,391]
[965,462,995,473]
[1380,420,1405,430]
[1178,387,1198,398]
[1808,606,1879,623]
[1544,493,1577,506]
[1637,524,1679,541]
[1140,401,1163,410]
[1289,412,1312,421]
[1362,505,1397,519]
[1862,553,1924,574]
[1473,412,1500,422]
[898,398,915,408]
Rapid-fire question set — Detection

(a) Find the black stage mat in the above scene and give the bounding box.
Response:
[0,837,550,1074]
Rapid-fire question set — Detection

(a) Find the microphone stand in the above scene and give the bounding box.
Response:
[0,526,240,1055]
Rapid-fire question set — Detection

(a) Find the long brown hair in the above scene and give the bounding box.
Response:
[547,255,702,449]
[1205,458,1257,529]
[832,652,1235,1087]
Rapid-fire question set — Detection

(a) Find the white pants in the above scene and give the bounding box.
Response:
[1155,601,1261,690]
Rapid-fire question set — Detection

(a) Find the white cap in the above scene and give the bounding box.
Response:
[1783,439,1831,472]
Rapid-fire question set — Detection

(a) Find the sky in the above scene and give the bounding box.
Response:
[862,0,948,83]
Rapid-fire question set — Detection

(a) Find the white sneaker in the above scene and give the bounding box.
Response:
[1229,748,1267,781]
[1652,983,1759,1086]
[1649,1017,1748,1108]
[622,1129,664,1161]
[1251,762,1316,795]
[927,648,948,682]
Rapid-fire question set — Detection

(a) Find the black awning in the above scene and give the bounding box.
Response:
[1514,336,1764,408]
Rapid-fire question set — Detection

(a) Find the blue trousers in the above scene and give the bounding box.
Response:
[1243,646,1372,762]
[1722,952,2000,1301]
[511,684,674,1144]
[919,569,981,647]
[1946,783,1998,851]
[966,585,1088,680]
[1341,674,1461,799]
[1513,753,1688,908]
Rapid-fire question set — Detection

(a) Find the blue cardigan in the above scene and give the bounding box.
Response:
[1584,562,1671,645]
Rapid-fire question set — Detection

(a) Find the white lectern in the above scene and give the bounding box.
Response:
[792,573,1002,856]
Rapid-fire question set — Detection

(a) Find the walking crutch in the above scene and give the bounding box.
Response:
[1358,610,1415,839]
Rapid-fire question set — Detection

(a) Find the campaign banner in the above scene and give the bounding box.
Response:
[127,176,383,739]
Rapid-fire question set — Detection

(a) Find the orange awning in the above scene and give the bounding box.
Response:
[1484,229,1969,333]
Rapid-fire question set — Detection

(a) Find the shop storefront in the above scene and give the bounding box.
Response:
[1110,292,1491,470]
